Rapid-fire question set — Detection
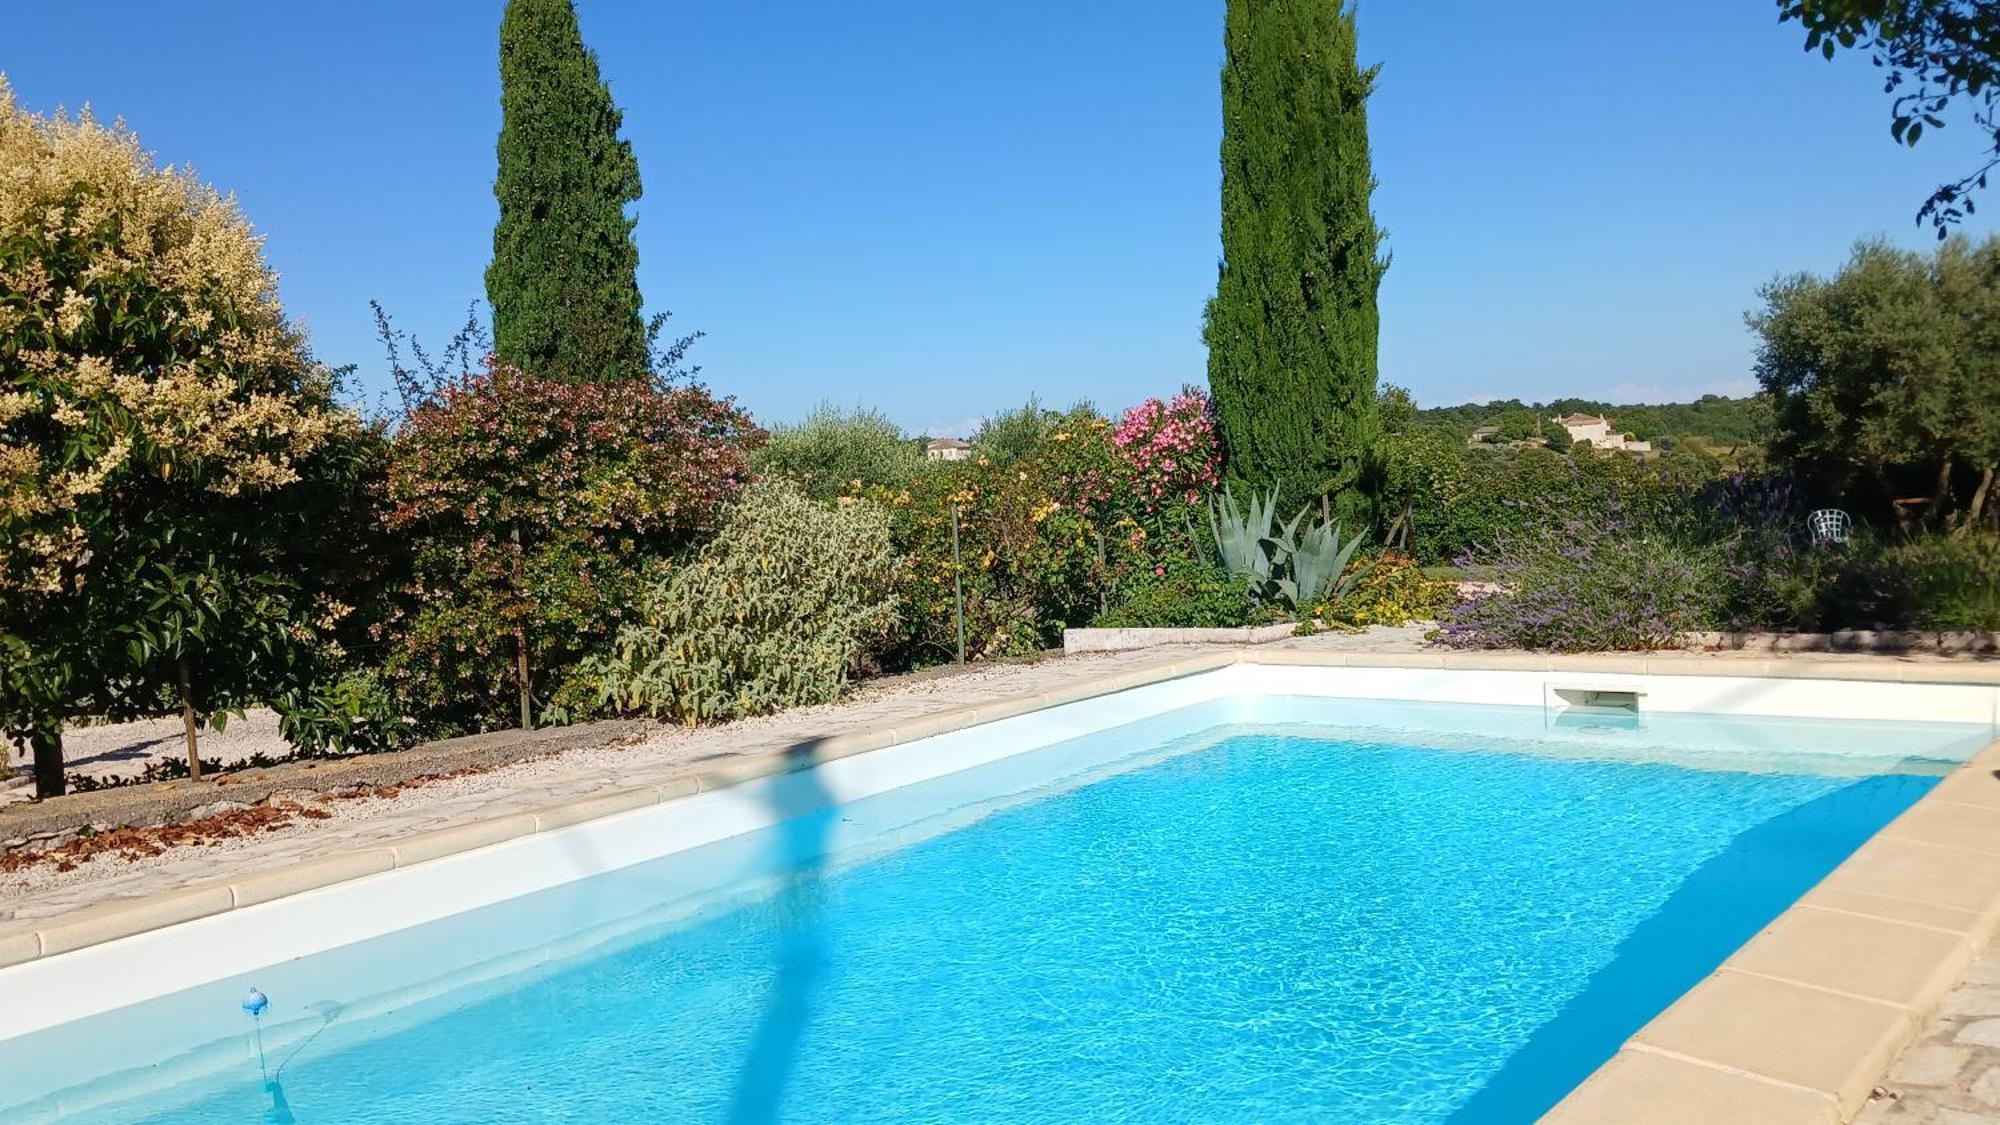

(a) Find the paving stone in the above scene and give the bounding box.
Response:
[1976,1068,2000,1108]
[1894,1046,1975,1087]
[1960,1020,2000,1050]
[1944,991,2000,1018]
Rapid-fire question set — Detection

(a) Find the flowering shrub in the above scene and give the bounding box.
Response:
[593,478,900,724]
[1439,492,1722,651]
[1112,387,1221,520]
[383,360,760,731]
[0,79,390,794]
[864,406,1160,662]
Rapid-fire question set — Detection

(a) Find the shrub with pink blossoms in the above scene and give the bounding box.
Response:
[1113,387,1222,518]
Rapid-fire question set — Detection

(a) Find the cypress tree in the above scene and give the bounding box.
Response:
[1203,0,1387,518]
[487,0,649,383]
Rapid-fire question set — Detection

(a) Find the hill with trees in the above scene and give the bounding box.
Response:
[1412,393,1773,451]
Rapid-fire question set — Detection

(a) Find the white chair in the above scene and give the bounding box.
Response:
[1807,508,1852,545]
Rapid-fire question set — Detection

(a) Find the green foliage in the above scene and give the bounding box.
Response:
[755,404,920,501]
[1376,441,1731,566]
[594,479,901,724]
[384,360,759,733]
[1312,553,1457,628]
[1413,394,1773,452]
[1204,0,1385,519]
[1752,235,2000,524]
[1750,236,2000,528]
[275,668,415,756]
[1486,409,1567,447]
[1826,531,2000,630]
[486,0,650,384]
[971,397,1063,466]
[1093,556,1257,629]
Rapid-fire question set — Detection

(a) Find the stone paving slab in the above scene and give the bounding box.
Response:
[1860,942,2000,1124]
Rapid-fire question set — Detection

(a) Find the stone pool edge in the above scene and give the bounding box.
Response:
[4,649,1998,1125]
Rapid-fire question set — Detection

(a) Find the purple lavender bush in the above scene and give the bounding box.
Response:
[1701,473,1828,631]
[1439,491,1723,651]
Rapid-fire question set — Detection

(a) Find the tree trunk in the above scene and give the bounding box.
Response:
[178,655,202,782]
[1930,455,1955,529]
[1964,464,1995,534]
[31,726,64,799]
[514,622,532,731]
[510,525,532,730]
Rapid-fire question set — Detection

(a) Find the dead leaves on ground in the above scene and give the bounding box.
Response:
[0,768,483,874]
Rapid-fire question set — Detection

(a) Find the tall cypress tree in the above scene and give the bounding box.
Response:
[1203,0,1386,517]
[487,0,649,384]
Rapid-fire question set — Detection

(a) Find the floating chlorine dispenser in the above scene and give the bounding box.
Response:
[239,987,295,1123]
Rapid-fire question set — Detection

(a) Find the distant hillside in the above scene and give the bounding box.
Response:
[1413,393,1771,450]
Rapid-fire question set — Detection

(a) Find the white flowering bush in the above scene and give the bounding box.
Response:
[0,77,392,794]
[593,478,901,724]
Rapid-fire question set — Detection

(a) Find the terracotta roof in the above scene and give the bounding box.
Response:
[926,437,970,449]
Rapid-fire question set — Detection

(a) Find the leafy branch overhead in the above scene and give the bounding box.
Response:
[1781,0,2000,234]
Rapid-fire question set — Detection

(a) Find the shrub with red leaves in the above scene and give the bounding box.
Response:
[383,360,762,732]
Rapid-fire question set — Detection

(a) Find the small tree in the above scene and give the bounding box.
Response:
[1204,0,1387,518]
[1750,236,2000,528]
[487,0,651,384]
[0,79,379,796]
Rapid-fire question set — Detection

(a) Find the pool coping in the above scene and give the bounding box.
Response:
[4,649,1998,1123]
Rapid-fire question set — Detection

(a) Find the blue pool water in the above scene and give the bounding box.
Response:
[16,699,1986,1123]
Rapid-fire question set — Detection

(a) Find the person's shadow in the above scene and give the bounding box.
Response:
[724,740,839,1125]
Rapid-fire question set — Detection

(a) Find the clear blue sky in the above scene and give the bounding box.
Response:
[5,1,1991,433]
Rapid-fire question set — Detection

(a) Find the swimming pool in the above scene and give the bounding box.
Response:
[2,667,1995,1122]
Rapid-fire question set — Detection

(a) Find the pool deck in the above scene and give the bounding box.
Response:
[3,637,1999,1122]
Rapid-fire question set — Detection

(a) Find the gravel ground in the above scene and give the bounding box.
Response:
[3,709,292,803]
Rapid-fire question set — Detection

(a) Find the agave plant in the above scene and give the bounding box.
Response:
[1208,483,1282,594]
[1270,515,1372,610]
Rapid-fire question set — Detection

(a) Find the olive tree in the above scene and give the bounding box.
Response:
[1749,235,2000,528]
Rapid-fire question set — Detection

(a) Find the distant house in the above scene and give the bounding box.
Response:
[926,437,972,462]
[1467,424,1500,446]
[1552,413,1650,452]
